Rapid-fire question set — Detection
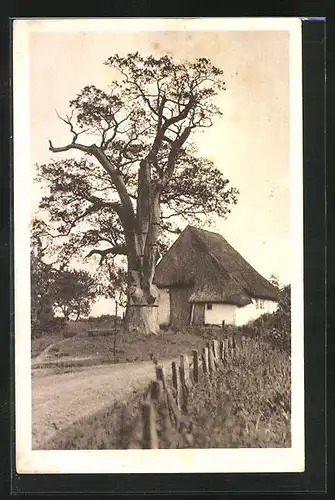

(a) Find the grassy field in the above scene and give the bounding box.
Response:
[44,338,291,450]
[31,334,64,358]
[31,321,220,365]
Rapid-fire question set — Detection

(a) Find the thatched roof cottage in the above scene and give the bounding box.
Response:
[154,225,278,327]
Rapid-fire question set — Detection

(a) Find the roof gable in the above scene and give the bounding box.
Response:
[188,226,278,301]
[154,225,278,302]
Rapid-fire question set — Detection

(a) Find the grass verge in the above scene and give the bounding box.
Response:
[43,339,291,450]
[32,329,208,365]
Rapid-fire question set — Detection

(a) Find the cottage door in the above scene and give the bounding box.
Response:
[170,286,192,327]
[192,303,205,325]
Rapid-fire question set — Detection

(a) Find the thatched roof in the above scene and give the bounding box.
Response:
[154,225,278,304]
[188,283,251,306]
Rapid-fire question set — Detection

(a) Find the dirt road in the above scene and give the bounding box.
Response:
[32,359,176,449]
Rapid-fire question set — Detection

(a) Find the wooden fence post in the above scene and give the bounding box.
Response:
[150,380,162,402]
[142,402,158,449]
[171,361,182,409]
[208,348,215,374]
[207,342,215,375]
[192,349,199,383]
[166,391,182,429]
[219,340,225,362]
[155,365,167,391]
[229,335,236,358]
[229,336,234,359]
[179,354,190,412]
[212,339,219,360]
[212,339,220,368]
[180,354,190,387]
[202,347,209,374]
[224,338,229,360]
[113,301,118,363]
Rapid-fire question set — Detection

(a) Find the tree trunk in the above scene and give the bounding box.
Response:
[123,268,160,335]
[123,302,160,335]
[121,159,161,336]
[62,306,70,322]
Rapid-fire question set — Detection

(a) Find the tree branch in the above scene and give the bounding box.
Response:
[101,109,134,150]
[48,139,92,154]
[161,208,205,220]
[49,132,135,229]
[89,145,135,220]
[85,246,127,265]
[147,96,196,172]
[54,110,89,144]
[160,126,192,187]
[163,97,196,127]
[161,135,174,145]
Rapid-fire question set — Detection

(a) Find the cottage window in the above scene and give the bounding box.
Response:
[206,303,212,310]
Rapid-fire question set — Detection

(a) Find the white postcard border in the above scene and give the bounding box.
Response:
[13,17,304,474]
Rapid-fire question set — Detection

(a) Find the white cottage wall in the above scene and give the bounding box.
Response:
[202,299,278,327]
[204,303,236,326]
[157,288,170,326]
[263,299,278,314]
[235,301,258,326]
[235,299,278,326]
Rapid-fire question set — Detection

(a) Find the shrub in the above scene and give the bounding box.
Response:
[90,314,123,325]
[239,285,291,353]
[221,324,240,339]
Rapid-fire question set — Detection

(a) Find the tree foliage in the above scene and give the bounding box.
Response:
[52,267,98,321]
[31,220,99,327]
[38,53,237,261]
[36,52,239,333]
[269,274,281,290]
[31,249,57,335]
[276,284,291,331]
[31,221,62,335]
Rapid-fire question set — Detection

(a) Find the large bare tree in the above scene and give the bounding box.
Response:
[39,53,238,334]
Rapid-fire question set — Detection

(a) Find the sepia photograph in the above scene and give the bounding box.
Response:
[14,17,304,474]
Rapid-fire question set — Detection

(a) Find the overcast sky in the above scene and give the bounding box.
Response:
[28,22,294,314]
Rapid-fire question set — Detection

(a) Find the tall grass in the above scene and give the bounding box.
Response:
[44,339,290,450]
[187,339,291,448]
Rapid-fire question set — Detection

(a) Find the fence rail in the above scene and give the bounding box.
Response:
[128,335,246,449]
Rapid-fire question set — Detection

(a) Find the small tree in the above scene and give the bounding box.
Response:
[31,251,55,334]
[31,219,98,324]
[96,261,128,308]
[52,268,98,321]
[31,220,58,335]
[247,284,291,353]
[276,284,291,331]
[269,273,281,291]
